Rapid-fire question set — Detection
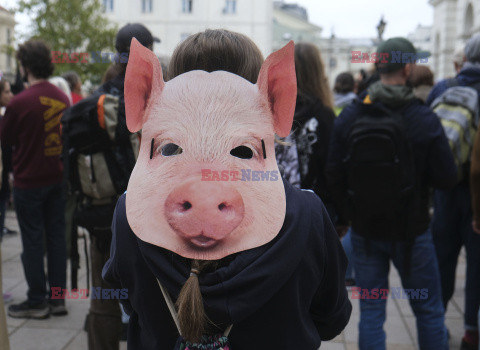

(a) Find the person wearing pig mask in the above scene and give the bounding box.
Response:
[103,29,352,349]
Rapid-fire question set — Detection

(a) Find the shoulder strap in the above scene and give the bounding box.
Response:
[156,278,182,335]
[156,278,233,337]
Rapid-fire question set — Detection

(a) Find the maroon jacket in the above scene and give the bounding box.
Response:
[0,81,70,189]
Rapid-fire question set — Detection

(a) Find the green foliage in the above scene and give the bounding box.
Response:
[17,0,118,85]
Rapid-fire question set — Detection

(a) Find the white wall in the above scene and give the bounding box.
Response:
[431,0,480,80]
[0,9,15,76]
[105,0,272,57]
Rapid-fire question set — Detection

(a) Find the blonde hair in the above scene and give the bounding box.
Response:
[294,43,334,109]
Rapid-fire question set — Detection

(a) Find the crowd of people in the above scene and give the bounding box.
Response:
[0,20,478,350]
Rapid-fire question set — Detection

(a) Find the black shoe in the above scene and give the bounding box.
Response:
[8,300,49,319]
[48,299,68,316]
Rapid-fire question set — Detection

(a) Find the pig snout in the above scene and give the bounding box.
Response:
[164,180,245,249]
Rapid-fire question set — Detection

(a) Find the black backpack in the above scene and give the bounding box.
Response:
[343,101,416,241]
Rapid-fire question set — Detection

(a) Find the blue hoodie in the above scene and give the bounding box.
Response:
[426,64,480,106]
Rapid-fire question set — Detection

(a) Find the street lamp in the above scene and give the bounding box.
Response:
[377,16,387,42]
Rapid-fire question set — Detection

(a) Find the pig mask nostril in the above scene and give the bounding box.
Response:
[182,201,192,211]
[218,203,227,211]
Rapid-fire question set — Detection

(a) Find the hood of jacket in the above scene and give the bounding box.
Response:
[457,62,480,86]
[334,92,357,108]
[367,80,416,109]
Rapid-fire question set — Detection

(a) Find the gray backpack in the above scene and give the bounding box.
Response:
[62,93,140,227]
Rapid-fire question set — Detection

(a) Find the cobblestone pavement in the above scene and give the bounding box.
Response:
[1,209,466,350]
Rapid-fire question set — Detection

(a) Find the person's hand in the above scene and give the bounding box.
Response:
[472,221,480,234]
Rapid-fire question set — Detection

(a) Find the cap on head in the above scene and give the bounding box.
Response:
[465,33,480,63]
[375,37,416,74]
[115,23,160,54]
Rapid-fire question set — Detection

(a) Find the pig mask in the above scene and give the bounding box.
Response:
[125,38,296,260]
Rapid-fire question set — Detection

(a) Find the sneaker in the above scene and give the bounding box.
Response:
[8,300,49,319]
[3,293,13,304]
[48,299,68,316]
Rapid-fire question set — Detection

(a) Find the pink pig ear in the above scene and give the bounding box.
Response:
[125,38,164,133]
[256,41,297,138]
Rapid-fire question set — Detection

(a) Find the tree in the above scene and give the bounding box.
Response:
[17,0,118,86]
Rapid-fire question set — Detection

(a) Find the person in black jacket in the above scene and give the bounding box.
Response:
[103,29,351,349]
[85,23,160,350]
[326,37,457,350]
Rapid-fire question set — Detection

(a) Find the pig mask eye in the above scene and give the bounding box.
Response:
[161,143,183,156]
[230,146,254,159]
[150,139,183,159]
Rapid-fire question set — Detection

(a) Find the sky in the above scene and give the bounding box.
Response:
[292,0,433,39]
[0,0,434,40]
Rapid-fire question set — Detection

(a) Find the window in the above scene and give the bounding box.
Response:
[182,0,192,13]
[223,0,236,14]
[329,57,337,69]
[103,0,114,12]
[6,28,11,69]
[142,0,153,13]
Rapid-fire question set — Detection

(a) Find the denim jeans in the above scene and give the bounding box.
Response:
[342,228,354,280]
[14,183,66,304]
[351,229,448,350]
[431,185,480,331]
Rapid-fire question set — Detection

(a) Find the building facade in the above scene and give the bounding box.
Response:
[430,0,479,79]
[272,1,322,50]
[0,6,15,79]
[103,0,273,57]
[272,1,375,87]
[318,36,376,88]
[407,24,434,70]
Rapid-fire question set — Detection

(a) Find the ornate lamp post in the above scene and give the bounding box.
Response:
[377,16,387,43]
